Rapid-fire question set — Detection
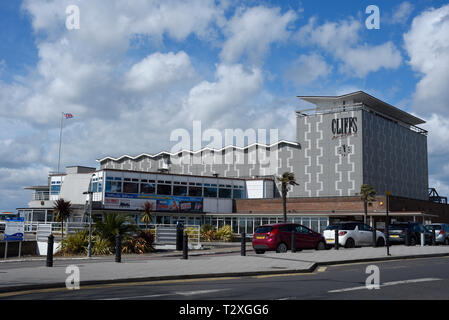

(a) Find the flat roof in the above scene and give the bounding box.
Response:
[298,91,425,126]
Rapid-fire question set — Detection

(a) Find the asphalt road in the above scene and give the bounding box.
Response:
[2,256,449,300]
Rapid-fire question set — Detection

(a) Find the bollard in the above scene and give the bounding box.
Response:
[404,230,409,246]
[183,233,188,260]
[241,232,246,256]
[176,222,184,251]
[372,228,377,248]
[46,235,54,267]
[432,230,436,246]
[421,232,425,247]
[291,229,296,253]
[334,229,339,250]
[4,241,7,259]
[115,234,121,263]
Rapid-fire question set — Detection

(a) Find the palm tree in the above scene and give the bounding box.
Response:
[53,199,73,240]
[360,184,376,224]
[94,212,137,244]
[276,172,299,223]
[141,201,154,231]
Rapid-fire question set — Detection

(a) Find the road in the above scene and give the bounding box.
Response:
[2,256,449,300]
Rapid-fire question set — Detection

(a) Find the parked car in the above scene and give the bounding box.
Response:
[388,222,432,245]
[252,223,326,254]
[323,221,386,248]
[425,223,449,245]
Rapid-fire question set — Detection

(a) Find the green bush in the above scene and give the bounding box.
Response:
[122,231,154,254]
[56,229,89,255]
[216,225,234,242]
[200,224,217,241]
[91,236,112,255]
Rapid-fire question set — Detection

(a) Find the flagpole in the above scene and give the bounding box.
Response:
[57,112,64,173]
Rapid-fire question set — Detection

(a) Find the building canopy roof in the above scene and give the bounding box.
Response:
[298,91,425,126]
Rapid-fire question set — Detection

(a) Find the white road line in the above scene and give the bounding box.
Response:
[328,278,442,293]
[104,289,229,300]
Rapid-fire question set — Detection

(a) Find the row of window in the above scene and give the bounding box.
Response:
[104,177,245,199]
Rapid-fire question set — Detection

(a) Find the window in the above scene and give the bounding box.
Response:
[188,186,202,197]
[233,189,244,199]
[140,182,155,194]
[295,225,310,234]
[50,185,61,195]
[173,185,188,196]
[123,182,138,193]
[157,184,171,195]
[279,225,293,232]
[105,179,122,193]
[219,188,232,198]
[204,186,217,198]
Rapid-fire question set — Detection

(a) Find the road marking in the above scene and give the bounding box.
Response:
[104,289,230,300]
[328,278,442,293]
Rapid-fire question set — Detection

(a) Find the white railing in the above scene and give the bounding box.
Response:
[154,224,200,246]
[31,191,49,201]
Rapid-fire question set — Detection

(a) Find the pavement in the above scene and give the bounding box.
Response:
[1,243,449,293]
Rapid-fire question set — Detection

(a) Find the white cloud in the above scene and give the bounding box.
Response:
[286,53,332,85]
[297,17,402,77]
[124,51,195,92]
[220,6,297,64]
[404,4,449,116]
[386,2,415,25]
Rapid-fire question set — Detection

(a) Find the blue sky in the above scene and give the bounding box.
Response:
[1,0,449,210]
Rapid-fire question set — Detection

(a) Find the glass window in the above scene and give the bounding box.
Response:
[189,186,202,197]
[232,217,238,233]
[32,210,46,222]
[204,186,217,198]
[320,218,328,233]
[92,182,98,193]
[219,188,232,198]
[140,182,155,194]
[262,218,269,225]
[247,218,254,234]
[311,218,319,232]
[106,180,122,193]
[157,184,171,195]
[173,185,188,196]
[50,185,61,195]
[123,182,138,194]
[233,189,244,199]
[296,225,311,234]
[239,217,246,234]
[98,182,102,193]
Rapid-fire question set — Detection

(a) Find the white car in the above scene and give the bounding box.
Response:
[323,221,386,248]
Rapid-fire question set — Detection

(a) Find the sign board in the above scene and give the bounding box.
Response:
[5,217,24,241]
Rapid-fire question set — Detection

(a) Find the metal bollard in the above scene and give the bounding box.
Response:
[291,229,296,253]
[241,232,246,256]
[46,235,54,267]
[176,222,184,251]
[372,228,377,248]
[183,233,188,260]
[334,229,339,250]
[115,234,121,263]
[432,230,436,246]
[421,233,425,247]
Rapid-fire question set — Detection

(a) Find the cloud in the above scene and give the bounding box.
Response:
[404,4,449,116]
[297,17,402,77]
[220,6,297,64]
[384,2,415,25]
[124,51,195,92]
[286,53,332,85]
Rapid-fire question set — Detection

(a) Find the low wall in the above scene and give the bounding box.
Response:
[0,241,37,258]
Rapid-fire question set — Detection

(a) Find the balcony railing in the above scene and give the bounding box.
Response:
[31,191,49,201]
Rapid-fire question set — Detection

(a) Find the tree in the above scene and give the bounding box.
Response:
[94,212,137,244]
[53,198,73,240]
[141,201,154,231]
[276,172,299,223]
[360,184,376,224]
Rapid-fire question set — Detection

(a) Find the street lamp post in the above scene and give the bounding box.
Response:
[83,179,93,258]
[386,190,391,256]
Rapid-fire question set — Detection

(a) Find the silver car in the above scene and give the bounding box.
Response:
[425,223,449,245]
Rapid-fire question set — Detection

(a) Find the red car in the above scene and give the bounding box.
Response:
[252,223,326,254]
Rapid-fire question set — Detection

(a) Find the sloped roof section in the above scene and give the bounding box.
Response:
[298,91,425,126]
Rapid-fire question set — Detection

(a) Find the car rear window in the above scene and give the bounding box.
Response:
[254,226,273,234]
[325,223,357,230]
[389,224,407,229]
[325,225,339,230]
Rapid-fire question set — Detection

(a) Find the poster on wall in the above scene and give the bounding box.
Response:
[104,193,203,213]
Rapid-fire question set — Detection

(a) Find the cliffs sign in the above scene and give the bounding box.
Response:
[332,117,358,139]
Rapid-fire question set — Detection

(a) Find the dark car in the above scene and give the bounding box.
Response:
[388,222,432,245]
[252,223,326,254]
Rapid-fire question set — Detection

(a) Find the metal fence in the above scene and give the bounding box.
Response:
[154,224,200,246]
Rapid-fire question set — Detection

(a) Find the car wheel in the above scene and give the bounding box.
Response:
[276,243,288,253]
[376,238,385,247]
[410,236,417,246]
[316,241,326,250]
[255,249,265,254]
[345,238,355,248]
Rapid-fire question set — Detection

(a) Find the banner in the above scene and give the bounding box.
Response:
[104,193,203,213]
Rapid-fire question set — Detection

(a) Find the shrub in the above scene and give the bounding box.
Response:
[56,229,88,256]
[122,231,154,254]
[91,236,112,255]
[216,225,234,242]
[200,224,217,242]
